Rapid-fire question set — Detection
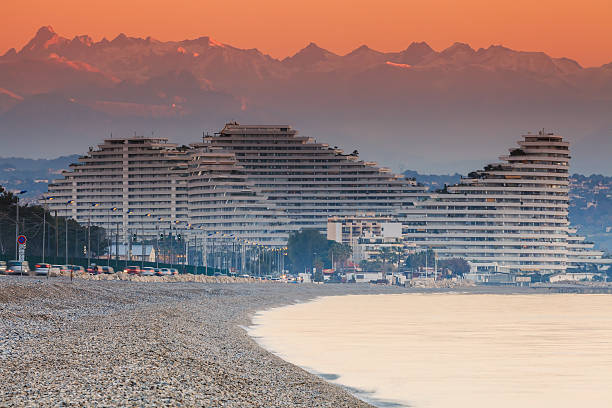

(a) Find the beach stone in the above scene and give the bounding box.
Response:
[0,277,410,407]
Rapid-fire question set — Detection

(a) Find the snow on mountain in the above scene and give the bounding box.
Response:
[1,25,611,175]
[18,25,69,56]
[391,42,436,65]
[3,25,601,88]
[282,42,340,69]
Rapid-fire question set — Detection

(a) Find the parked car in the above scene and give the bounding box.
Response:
[140,267,156,276]
[70,265,85,274]
[0,261,7,274]
[34,263,56,276]
[157,268,172,276]
[169,268,179,275]
[124,266,141,275]
[52,265,70,274]
[102,266,114,274]
[87,265,104,274]
[7,260,30,275]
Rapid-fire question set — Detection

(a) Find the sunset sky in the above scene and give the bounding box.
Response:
[3,0,612,67]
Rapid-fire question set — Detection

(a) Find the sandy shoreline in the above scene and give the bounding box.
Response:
[1,276,604,407]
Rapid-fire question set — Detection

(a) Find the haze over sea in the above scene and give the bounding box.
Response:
[250,293,612,408]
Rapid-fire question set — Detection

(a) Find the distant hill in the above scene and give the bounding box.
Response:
[569,174,612,252]
[403,170,462,190]
[0,155,78,202]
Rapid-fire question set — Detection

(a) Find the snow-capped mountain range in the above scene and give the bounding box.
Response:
[1,26,611,174]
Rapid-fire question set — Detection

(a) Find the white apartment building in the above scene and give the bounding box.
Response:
[399,130,606,275]
[46,137,190,242]
[46,123,426,247]
[203,123,429,231]
[187,144,294,246]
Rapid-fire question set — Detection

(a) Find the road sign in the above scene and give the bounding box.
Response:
[18,244,25,262]
[17,235,26,245]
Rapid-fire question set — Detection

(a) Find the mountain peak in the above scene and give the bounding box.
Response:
[405,41,434,53]
[394,41,436,65]
[19,25,67,55]
[71,35,94,47]
[112,33,128,44]
[443,42,474,54]
[480,44,513,54]
[179,35,224,50]
[283,42,337,67]
[305,42,323,50]
[2,48,17,58]
[296,42,331,54]
[350,44,374,54]
[345,44,384,59]
[108,33,152,47]
[37,25,56,36]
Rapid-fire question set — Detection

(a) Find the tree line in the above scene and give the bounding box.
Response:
[286,230,470,280]
[286,229,352,281]
[0,186,108,261]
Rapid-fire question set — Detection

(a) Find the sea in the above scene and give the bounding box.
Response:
[249,293,612,408]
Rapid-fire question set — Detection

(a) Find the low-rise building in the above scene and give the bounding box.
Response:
[327,213,405,262]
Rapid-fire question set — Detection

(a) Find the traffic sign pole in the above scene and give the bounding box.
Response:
[17,235,27,262]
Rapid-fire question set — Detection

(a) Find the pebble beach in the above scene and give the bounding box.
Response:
[0,276,408,407]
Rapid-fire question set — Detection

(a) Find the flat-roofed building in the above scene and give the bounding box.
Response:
[327,213,405,262]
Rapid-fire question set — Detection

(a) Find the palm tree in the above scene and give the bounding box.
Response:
[379,246,399,283]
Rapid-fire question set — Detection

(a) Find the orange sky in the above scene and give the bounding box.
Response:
[2,0,611,67]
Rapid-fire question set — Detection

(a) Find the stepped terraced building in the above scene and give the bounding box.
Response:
[45,137,190,241]
[399,130,607,275]
[203,123,429,230]
[186,144,293,246]
[46,123,426,246]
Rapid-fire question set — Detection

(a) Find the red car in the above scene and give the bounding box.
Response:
[87,265,104,274]
[124,266,141,275]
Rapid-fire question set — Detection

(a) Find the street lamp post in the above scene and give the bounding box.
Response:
[42,196,54,264]
[66,200,75,266]
[202,229,211,276]
[88,203,99,267]
[65,216,68,266]
[109,207,118,266]
[172,220,180,269]
[144,213,152,268]
[156,217,163,268]
[126,209,134,263]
